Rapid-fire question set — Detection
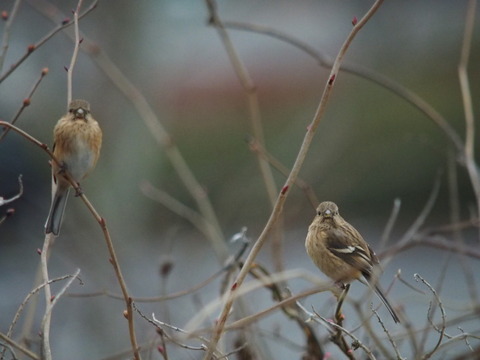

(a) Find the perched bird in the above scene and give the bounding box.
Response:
[45,99,102,235]
[305,201,400,323]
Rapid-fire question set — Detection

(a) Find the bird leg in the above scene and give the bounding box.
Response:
[334,283,350,324]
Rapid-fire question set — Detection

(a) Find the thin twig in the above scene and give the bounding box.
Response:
[246,135,319,208]
[140,181,217,244]
[371,306,405,360]
[305,308,376,360]
[0,0,22,72]
[225,285,332,332]
[200,2,385,358]
[6,273,81,340]
[134,306,224,358]
[379,198,401,250]
[0,67,49,141]
[447,149,479,303]
[381,175,441,258]
[39,268,82,360]
[66,0,83,105]
[414,274,446,359]
[71,227,249,304]
[0,332,39,360]
[418,253,451,353]
[1,272,75,360]
[0,0,98,84]
[184,269,331,334]
[0,175,23,206]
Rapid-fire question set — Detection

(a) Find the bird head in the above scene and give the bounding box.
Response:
[316,201,339,221]
[68,99,90,120]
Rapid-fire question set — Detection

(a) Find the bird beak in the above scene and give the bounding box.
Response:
[74,108,86,119]
[323,209,332,218]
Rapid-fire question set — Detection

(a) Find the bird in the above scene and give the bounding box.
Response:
[45,99,102,235]
[305,201,400,323]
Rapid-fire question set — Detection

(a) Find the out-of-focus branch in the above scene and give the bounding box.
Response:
[246,135,319,209]
[0,66,48,142]
[458,0,480,242]
[206,0,284,278]
[0,0,98,84]
[379,198,401,250]
[0,332,39,360]
[0,0,22,72]
[221,21,465,156]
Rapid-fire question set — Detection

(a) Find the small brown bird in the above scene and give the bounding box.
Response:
[305,201,400,323]
[45,99,102,235]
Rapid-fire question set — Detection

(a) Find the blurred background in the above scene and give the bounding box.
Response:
[1,0,479,359]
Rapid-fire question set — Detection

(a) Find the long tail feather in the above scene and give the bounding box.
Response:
[45,188,70,235]
[374,285,401,323]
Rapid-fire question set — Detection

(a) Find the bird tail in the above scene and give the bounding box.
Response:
[45,187,70,235]
[374,284,401,323]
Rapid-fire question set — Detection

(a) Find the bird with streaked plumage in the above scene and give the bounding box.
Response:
[305,201,400,323]
[45,99,102,235]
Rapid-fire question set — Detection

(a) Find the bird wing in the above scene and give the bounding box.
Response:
[325,227,374,277]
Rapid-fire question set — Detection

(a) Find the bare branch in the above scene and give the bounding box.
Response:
[371,306,405,360]
[458,0,480,241]
[0,68,48,141]
[0,174,23,206]
[414,274,446,359]
[0,0,22,72]
[0,0,98,84]
[66,0,84,105]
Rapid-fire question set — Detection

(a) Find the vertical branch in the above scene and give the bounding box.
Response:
[0,0,22,72]
[458,0,480,241]
[206,0,278,206]
[447,149,479,303]
[379,198,401,250]
[40,234,53,360]
[66,0,83,105]
[201,2,385,358]
[206,0,285,274]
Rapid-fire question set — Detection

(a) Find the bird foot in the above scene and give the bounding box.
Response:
[56,161,67,174]
[74,184,83,197]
